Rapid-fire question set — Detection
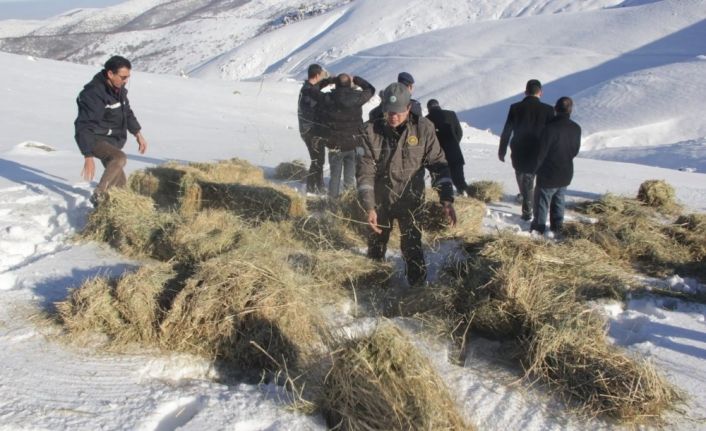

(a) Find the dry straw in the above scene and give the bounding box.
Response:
[273,160,308,182]
[636,179,679,213]
[448,234,679,421]
[323,322,473,430]
[466,180,503,203]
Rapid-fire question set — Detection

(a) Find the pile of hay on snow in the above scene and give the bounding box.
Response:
[564,194,694,278]
[323,323,472,430]
[445,234,679,421]
[422,196,486,243]
[82,188,174,258]
[273,160,308,182]
[637,179,679,212]
[196,181,306,221]
[666,213,706,280]
[466,180,503,203]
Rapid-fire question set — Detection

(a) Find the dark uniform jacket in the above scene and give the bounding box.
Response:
[297,78,331,137]
[368,98,423,123]
[320,76,375,152]
[426,107,464,166]
[74,72,141,157]
[499,96,554,173]
[535,113,581,188]
[357,114,454,211]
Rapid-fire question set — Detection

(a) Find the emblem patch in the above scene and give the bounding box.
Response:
[407,136,419,146]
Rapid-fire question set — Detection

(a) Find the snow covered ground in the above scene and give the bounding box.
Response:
[1,0,705,429]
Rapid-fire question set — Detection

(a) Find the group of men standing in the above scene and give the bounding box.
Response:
[74,56,579,287]
[499,79,581,235]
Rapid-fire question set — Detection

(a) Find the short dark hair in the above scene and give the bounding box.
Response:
[427,99,440,110]
[397,72,415,86]
[335,73,351,88]
[307,64,324,79]
[526,79,542,96]
[555,96,573,114]
[104,56,132,73]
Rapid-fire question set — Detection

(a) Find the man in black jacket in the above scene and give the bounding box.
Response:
[75,55,147,206]
[426,99,466,195]
[298,63,333,194]
[368,72,422,122]
[498,79,554,220]
[531,97,581,235]
[357,83,456,287]
[319,73,375,197]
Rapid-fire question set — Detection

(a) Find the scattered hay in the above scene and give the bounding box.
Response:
[157,209,247,264]
[292,213,364,250]
[273,160,308,182]
[666,213,706,280]
[196,181,306,221]
[466,180,503,203]
[637,180,679,212]
[423,196,486,243]
[82,188,174,258]
[323,323,472,431]
[566,194,694,278]
[446,234,679,421]
[160,251,328,371]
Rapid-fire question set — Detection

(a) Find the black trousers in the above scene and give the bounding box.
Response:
[449,163,467,194]
[303,134,325,193]
[367,201,426,286]
[515,171,535,219]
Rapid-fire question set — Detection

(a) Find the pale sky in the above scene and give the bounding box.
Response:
[0,0,126,20]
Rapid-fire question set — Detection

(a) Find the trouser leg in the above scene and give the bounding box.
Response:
[367,207,393,261]
[449,164,467,194]
[341,150,357,193]
[92,141,127,194]
[515,171,535,219]
[398,205,426,286]
[531,187,555,233]
[550,187,566,232]
[304,135,325,193]
[328,149,343,198]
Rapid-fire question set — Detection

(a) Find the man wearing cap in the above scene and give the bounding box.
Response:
[298,63,333,194]
[531,97,581,236]
[357,82,456,287]
[426,99,467,195]
[368,72,422,121]
[498,79,555,220]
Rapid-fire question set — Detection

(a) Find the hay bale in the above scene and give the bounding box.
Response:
[158,210,246,264]
[637,180,678,211]
[160,251,327,371]
[447,234,680,421]
[56,276,125,337]
[323,323,472,431]
[82,188,173,257]
[273,160,308,182]
[198,181,306,221]
[466,180,503,203]
[189,158,264,184]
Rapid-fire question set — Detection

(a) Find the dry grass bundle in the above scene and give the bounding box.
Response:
[323,323,472,431]
[82,188,173,257]
[197,181,306,221]
[299,249,393,291]
[423,196,486,243]
[188,158,264,184]
[328,189,371,240]
[159,250,328,371]
[666,213,706,280]
[273,160,308,182]
[292,213,365,250]
[446,234,679,421]
[565,194,694,278]
[157,209,247,264]
[466,180,503,203]
[637,179,679,212]
[56,263,176,346]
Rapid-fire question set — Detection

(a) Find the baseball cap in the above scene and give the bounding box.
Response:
[397,72,415,86]
[382,82,411,113]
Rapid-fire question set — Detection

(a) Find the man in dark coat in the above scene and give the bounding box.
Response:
[319,73,375,197]
[75,55,147,206]
[498,79,554,220]
[531,97,581,235]
[368,72,422,122]
[298,63,333,194]
[357,82,456,287]
[426,99,466,195]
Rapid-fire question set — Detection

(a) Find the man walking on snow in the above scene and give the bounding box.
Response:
[298,63,333,194]
[75,55,147,206]
[426,99,467,196]
[498,79,554,220]
[357,82,456,287]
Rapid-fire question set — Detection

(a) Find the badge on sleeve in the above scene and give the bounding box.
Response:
[407,135,419,146]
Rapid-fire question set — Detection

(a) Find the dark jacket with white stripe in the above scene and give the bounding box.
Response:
[74,71,141,157]
[357,113,453,211]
